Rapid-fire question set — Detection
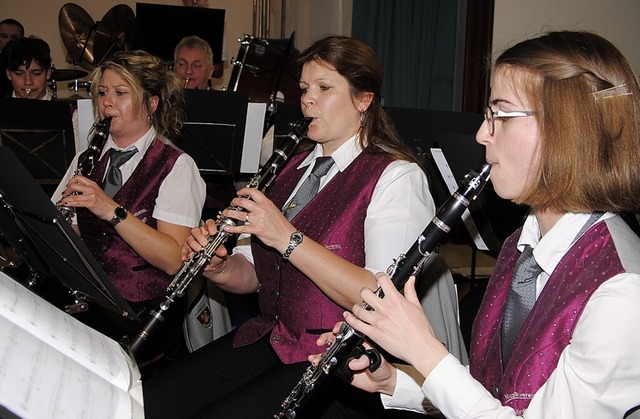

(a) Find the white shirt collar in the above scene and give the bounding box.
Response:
[100,126,157,158]
[297,133,362,172]
[518,211,610,277]
[11,88,53,100]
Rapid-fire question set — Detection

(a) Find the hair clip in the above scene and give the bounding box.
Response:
[591,84,632,101]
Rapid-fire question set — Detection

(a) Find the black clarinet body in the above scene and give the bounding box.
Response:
[57,116,112,220]
[129,117,313,360]
[275,163,492,419]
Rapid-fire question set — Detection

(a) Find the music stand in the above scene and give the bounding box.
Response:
[133,3,225,64]
[0,147,138,323]
[0,98,75,188]
[386,107,527,256]
[175,90,251,175]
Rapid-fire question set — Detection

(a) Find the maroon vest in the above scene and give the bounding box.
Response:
[470,221,624,414]
[77,138,182,302]
[234,151,394,363]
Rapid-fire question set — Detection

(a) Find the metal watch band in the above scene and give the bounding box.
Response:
[283,231,303,260]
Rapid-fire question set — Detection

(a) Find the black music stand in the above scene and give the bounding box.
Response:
[0,98,75,190]
[133,3,225,64]
[386,107,527,256]
[175,90,250,175]
[0,147,138,324]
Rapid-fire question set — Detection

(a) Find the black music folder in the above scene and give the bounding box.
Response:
[0,147,139,324]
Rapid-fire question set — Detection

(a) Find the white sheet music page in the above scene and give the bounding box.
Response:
[0,272,144,418]
[430,148,489,251]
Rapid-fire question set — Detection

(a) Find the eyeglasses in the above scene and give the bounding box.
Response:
[484,106,536,136]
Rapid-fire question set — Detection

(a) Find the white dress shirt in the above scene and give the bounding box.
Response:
[233,134,435,274]
[383,212,640,418]
[52,127,206,228]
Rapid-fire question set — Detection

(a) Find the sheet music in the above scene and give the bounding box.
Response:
[0,272,143,418]
[430,148,489,251]
[76,98,94,153]
[240,102,267,173]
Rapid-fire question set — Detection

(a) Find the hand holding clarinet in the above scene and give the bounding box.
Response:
[276,163,491,418]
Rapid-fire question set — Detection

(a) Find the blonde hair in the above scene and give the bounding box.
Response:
[495,31,640,213]
[90,50,185,139]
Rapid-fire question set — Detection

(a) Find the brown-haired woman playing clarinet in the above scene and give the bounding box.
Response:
[143,35,442,418]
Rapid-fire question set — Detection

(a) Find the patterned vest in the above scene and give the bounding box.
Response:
[77,138,182,302]
[233,151,394,363]
[470,217,632,414]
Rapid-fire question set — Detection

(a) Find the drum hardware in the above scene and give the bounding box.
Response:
[67,80,92,96]
[48,65,89,99]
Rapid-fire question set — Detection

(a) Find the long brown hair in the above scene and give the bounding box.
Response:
[495,31,640,212]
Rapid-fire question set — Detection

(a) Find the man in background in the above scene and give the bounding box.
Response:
[0,18,24,96]
[173,36,216,90]
[0,18,23,52]
[179,0,225,80]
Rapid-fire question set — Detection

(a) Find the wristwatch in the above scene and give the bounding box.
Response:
[108,206,128,227]
[283,231,303,260]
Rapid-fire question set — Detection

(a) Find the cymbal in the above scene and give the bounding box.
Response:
[94,5,135,64]
[58,3,98,71]
[51,68,88,81]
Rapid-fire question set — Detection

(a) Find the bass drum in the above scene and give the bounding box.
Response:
[228,34,301,106]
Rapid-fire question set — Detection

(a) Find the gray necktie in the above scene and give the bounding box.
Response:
[283,156,334,220]
[103,148,138,198]
[501,244,541,361]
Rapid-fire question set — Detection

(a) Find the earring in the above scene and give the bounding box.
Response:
[359,110,366,127]
[147,114,154,123]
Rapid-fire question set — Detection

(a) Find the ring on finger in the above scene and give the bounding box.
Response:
[245,213,250,223]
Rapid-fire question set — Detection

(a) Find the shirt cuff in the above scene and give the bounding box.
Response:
[423,354,493,418]
[381,364,431,414]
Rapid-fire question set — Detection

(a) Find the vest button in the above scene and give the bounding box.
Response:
[272,335,281,343]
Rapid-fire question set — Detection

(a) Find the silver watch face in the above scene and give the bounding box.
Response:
[290,231,303,244]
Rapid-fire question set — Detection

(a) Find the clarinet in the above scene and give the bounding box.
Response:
[129,117,313,359]
[275,163,492,419]
[57,116,112,221]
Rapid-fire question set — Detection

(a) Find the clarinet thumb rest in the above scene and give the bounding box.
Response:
[336,344,382,381]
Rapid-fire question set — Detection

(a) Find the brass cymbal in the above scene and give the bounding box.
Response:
[58,3,98,71]
[94,4,135,64]
[51,68,88,81]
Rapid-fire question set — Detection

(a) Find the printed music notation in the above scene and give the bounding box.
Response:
[0,272,144,418]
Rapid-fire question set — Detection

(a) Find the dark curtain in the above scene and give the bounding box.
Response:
[352,0,458,110]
